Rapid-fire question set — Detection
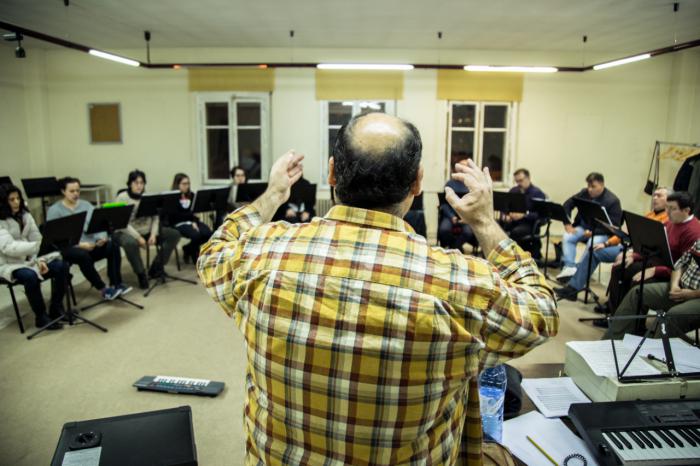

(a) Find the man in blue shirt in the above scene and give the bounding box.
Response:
[500,168,546,260]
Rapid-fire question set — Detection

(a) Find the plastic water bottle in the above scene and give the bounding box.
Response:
[479,365,507,442]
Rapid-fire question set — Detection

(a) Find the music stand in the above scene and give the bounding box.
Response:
[607,312,700,383]
[573,198,614,304]
[236,182,268,204]
[531,199,570,279]
[624,210,673,332]
[136,193,197,297]
[27,212,109,339]
[21,177,61,222]
[80,205,144,312]
[493,191,527,213]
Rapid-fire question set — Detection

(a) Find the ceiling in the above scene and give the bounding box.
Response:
[1,0,699,57]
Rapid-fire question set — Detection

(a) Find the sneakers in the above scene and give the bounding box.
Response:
[594,302,609,314]
[101,287,123,301]
[556,266,577,280]
[115,283,133,295]
[592,318,609,328]
[137,273,149,290]
[554,285,579,302]
[148,263,164,279]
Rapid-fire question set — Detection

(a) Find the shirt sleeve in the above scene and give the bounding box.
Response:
[471,239,559,367]
[197,204,264,322]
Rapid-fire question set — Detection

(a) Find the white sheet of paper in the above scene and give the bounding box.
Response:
[622,334,700,372]
[61,447,101,466]
[521,377,591,418]
[503,411,599,466]
[566,340,661,377]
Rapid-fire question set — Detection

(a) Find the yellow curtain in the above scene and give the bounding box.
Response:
[315,70,404,100]
[437,70,523,101]
[188,68,275,92]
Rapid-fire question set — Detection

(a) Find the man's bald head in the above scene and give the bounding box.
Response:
[332,113,422,211]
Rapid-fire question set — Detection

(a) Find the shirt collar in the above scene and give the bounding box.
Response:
[324,205,415,233]
[683,214,695,223]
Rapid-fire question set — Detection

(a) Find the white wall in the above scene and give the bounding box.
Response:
[3,45,700,239]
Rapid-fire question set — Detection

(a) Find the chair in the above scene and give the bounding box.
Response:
[516,217,548,260]
[1,277,26,333]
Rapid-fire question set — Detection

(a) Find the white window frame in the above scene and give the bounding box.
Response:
[447,101,518,187]
[319,100,397,188]
[196,92,270,185]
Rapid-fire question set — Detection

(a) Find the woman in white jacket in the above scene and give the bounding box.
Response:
[0,185,68,330]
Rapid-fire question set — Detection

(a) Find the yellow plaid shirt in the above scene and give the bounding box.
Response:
[197,204,558,465]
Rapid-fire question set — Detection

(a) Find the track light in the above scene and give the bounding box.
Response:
[3,32,26,59]
[592,54,651,71]
[88,49,140,67]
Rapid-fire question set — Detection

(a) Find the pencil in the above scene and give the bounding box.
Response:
[526,435,559,466]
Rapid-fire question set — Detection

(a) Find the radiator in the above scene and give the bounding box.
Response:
[315,198,334,217]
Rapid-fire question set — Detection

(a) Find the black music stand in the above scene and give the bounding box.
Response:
[137,193,197,297]
[493,191,527,213]
[624,210,673,332]
[531,200,569,279]
[608,312,700,383]
[573,198,613,304]
[21,177,61,222]
[236,182,268,204]
[27,212,109,339]
[80,205,144,312]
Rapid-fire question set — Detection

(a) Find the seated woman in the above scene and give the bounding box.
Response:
[47,177,129,300]
[113,170,181,290]
[0,185,68,330]
[169,173,212,264]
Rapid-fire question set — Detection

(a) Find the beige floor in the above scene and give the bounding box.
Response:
[0,264,604,466]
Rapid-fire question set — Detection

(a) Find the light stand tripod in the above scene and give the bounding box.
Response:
[27,212,108,340]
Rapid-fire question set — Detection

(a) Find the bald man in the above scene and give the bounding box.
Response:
[197,113,558,465]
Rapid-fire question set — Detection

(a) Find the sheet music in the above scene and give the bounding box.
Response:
[622,334,700,373]
[521,377,591,418]
[566,340,661,377]
[503,411,599,466]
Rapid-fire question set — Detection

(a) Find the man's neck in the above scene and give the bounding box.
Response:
[62,199,77,210]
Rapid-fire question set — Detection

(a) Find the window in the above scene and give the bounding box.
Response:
[197,92,270,183]
[320,100,396,187]
[447,102,516,184]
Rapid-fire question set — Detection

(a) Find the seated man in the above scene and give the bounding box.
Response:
[555,186,670,302]
[47,177,129,300]
[438,178,476,250]
[197,113,558,464]
[605,239,700,339]
[500,168,546,259]
[557,172,622,280]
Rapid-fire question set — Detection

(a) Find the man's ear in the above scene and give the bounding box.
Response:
[410,165,424,196]
[328,157,337,187]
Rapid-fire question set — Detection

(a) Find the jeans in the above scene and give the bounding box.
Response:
[605,282,700,339]
[62,240,122,290]
[568,245,622,291]
[561,226,607,267]
[11,260,68,317]
[176,221,213,262]
[113,227,181,275]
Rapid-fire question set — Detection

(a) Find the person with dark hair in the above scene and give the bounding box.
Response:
[557,171,622,280]
[47,177,129,300]
[556,187,671,305]
[169,173,212,264]
[197,113,557,464]
[0,185,68,330]
[113,170,181,289]
[438,176,477,250]
[500,168,546,258]
[226,165,247,211]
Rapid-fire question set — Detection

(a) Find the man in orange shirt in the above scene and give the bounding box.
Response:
[555,187,669,302]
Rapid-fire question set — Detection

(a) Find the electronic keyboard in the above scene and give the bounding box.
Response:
[569,399,700,465]
[133,375,225,397]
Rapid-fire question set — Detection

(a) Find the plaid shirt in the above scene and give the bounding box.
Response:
[197,204,558,465]
[675,240,700,290]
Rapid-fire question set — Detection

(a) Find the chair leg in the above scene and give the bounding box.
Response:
[175,248,181,271]
[146,245,150,271]
[8,286,25,334]
[69,280,77,306]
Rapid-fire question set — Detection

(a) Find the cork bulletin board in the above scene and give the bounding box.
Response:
[89,103,122,143]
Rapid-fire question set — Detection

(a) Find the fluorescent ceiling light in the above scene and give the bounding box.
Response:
[317,63,414,71]
[592,53,651,70]
[464,65,558,73]
[88,49,140,67]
